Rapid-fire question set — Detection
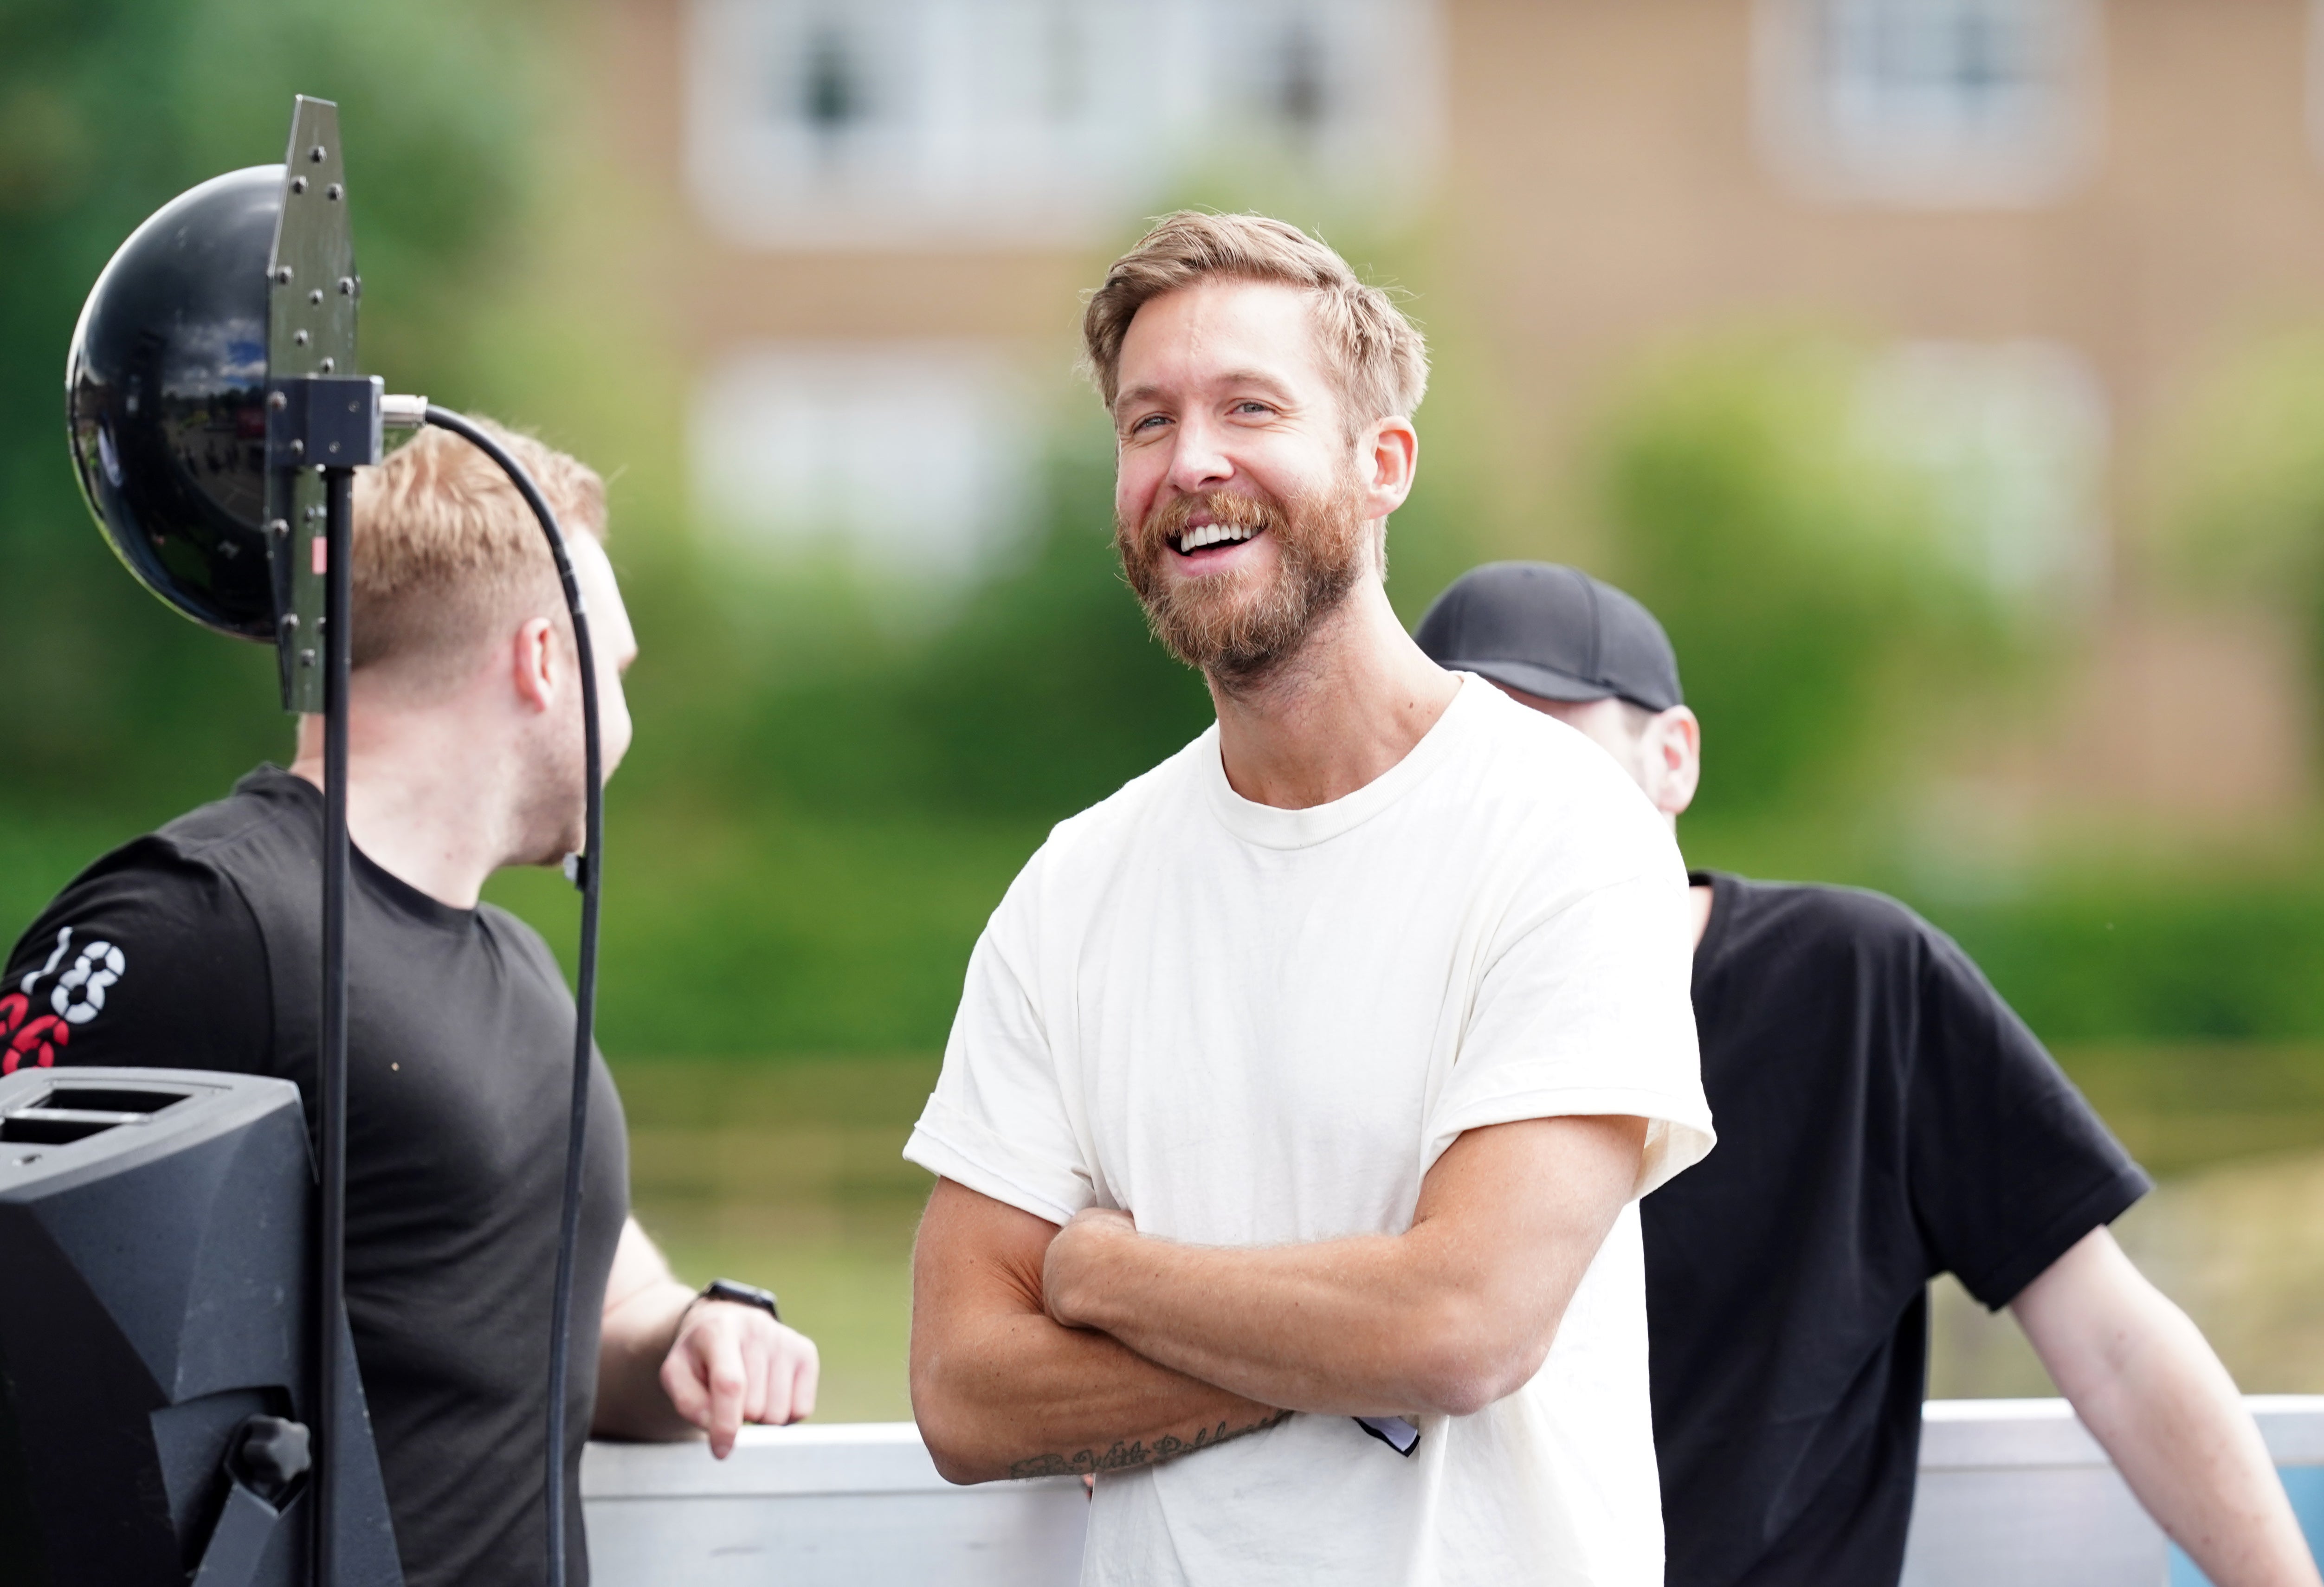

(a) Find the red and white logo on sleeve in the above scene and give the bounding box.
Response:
[0,928,128,1074]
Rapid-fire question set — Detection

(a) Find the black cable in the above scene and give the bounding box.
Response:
[317,463,355,1587]
[420,406,602,1587]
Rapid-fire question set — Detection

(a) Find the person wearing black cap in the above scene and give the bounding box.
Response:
[1415,562,2318,1587]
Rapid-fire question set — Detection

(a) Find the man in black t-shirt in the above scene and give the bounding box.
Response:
[1416,563,2318,1587]
[3,421,819,1587]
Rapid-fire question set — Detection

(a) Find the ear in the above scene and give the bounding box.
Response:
[1641,706,1701,819]
[510,616,561,716]
[1359,415,1419,519]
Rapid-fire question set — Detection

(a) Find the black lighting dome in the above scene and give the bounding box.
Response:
[66,165,284,639]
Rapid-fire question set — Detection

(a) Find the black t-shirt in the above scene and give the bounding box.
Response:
[0,767,629,1587]
[1646,872,2150,1587]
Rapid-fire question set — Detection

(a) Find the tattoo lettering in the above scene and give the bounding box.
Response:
[1008,1408,1293,1480]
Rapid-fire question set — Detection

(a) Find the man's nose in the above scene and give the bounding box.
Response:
[1165,411,1233,495]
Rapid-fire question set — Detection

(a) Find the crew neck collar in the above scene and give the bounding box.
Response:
[242,763,481,930]
[1200,672,1481,851]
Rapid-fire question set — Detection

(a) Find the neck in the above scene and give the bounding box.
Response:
[288,680,529,910]
[1207,576,1461,809]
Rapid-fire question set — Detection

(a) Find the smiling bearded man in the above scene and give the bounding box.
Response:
[903,213,1714,1587]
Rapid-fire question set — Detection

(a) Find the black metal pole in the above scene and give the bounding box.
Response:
[419,407,600,1587]
[316,463,355,1587]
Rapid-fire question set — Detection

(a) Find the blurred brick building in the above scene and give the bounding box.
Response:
[591,0,2324,826]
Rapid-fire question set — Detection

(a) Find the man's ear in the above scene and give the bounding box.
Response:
[510,616,560,715]
[1360,416,1418,516]
[1643,707,1701,819]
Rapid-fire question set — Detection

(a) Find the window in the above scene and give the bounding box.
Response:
[690,342,1043,582]
[1855,340,2108,602]
[1757,0,2099,206]
[685,0,1442,248]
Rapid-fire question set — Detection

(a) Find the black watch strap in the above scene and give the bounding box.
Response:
[699,1277,779,1323]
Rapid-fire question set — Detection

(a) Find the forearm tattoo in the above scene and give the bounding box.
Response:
[1007,1408,1294,1480]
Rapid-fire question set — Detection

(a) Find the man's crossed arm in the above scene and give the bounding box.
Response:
[908,1113,1648,1484]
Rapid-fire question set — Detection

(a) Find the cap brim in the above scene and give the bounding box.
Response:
[1448,658,1618,704]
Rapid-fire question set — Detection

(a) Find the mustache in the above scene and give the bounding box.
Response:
[1136,490,1287,550]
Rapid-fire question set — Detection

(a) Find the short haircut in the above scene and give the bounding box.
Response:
[350,419,607,692]
[1081,212,1429,435]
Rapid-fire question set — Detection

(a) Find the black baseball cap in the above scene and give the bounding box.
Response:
[1413,562,1684,712]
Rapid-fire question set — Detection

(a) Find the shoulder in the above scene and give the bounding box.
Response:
[1718,874,1932,942]
[1022,731,1214,885]
[476,901,565,984]
[150,769,314,863]
[1444,683,1688,894]
[56,770,317,934]
[8,830,255,965]
[1455,682,1670,827]
[956,733,1217,968]
[4,773,307,981]
[2,791,284,1072]
[1703,874,1968,994]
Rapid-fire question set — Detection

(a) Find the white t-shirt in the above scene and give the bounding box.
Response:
[903,674,1714,1587]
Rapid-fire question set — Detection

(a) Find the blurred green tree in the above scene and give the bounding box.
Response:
[1588,330,2013,823]
[2161,324,2324,733]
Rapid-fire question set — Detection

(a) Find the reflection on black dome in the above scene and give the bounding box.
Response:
[65,166,283,640]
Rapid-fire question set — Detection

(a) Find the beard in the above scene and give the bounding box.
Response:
[1115,472,1371,688]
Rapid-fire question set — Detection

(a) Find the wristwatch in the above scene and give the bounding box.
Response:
[697,1277,779,1323]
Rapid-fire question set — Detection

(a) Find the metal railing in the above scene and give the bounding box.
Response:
[581,1398,2324,1586]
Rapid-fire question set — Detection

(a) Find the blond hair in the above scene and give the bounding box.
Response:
[1081,212,1428,432]
[350,419,607,690]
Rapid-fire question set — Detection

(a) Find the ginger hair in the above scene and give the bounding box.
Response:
[1081,212,1429,434]
[349,419,607,693]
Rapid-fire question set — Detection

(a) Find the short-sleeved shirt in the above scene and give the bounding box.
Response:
[1645,871,2150,1587]
[904,677,1715,1587]
[0,766,629,1587]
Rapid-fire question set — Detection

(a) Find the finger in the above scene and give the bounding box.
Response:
[789,1335,820,1423]
[756,1350,792,1430]
[741,1328,777,1426]
[660,1333,712,1426]
[754,1330,810,1426]
[702,1325,749,1459]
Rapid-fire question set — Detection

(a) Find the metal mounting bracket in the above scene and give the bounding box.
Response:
[264,95,360,714]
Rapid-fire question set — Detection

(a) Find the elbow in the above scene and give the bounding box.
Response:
[1411,1367,1518,1420]
[908,1362,1007,1486]
[1418,1375,1505,1421]
[913,1402,1001,1485]
[1402,1298,1554,1418]
[923,1435,998,1488]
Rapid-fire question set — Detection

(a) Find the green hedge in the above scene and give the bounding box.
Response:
[1924,884,2324,1045]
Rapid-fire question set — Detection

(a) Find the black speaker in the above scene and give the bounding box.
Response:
[0,1067,401,1587]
